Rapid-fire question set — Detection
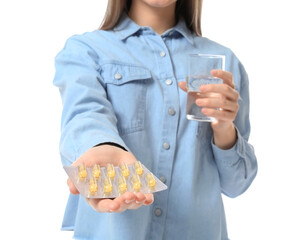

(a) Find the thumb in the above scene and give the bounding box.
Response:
[67,178,79,195]
[178,81,188,92]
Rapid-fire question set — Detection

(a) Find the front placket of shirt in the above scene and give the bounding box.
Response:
[144,32,180,240]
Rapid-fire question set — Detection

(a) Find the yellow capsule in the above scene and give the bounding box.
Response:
[106,163,116,179]
[134,161,143,176]
[118,176,127,193]
[78,164,87,181]
[146,173,156,189]
[89,178,98,196]
[132,174,141,192]
[103,176,113,195]
[92,165,101,180]
[120,162,130,178]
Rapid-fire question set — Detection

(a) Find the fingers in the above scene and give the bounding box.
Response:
[197,93,239,122]
[201,108,238,122]
[196,71,239,122]
[143,194,154,205]
[113,193,154,212]
[87,198,116,213]
[199,84,239,101]
[125,192,146,210]
[67,178,79,195]
[126,192,154,209]
[196,95,239,112]
[179,71,235,96]
[211,69,235,88]
[178,81,187,92]
[86,192,154,213]
[112,192,139,212]
[179,70,234,93]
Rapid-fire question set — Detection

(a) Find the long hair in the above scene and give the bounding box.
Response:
[99,0,203,36]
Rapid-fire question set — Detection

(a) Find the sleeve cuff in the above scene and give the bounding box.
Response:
[211,127,246,167]
[93,142,128,152]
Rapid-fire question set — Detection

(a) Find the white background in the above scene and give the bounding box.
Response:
[0,0,299,239]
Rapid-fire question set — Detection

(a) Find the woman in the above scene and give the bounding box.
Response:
[54,0,258,239]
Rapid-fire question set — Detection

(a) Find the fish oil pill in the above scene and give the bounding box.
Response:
[64,162,167,198]
[107,163,116,179]
[134,161,143,176]
[89,178,98,196]
[103,176,113,195]
[132,174,142,192]
[118,176,127,193]
[92,165,101,180]
[146,173,156,189]
[78,164,87,181]
[120,162,130,178]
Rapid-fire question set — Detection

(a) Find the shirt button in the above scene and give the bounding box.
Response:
[163,142,170,150]
[114,73,122,80]
[159,176,166,184]
[168,108,176,116]
[155,208,162,217]
[160,51,166,57]
[165,79,173,85]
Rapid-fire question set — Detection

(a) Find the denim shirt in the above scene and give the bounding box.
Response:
[54,13,257,240]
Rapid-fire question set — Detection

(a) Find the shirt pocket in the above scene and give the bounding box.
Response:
[101,63,152,135]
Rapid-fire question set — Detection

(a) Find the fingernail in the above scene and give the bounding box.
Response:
[125,199,134,204]
[136,201,144,204]
[211,69,218,75]
[145,196,154,205]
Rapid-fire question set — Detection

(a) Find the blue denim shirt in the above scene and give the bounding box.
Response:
[54,13,257,240]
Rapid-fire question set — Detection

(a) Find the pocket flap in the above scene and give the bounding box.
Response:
[101,63,152,85]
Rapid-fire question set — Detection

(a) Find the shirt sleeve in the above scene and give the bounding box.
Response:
[211,57,258,198]
[53,35,128,166]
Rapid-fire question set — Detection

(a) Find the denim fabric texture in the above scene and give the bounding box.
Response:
[54,13,257,240]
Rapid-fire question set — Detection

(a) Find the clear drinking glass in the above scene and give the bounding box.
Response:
[186,54,225,122]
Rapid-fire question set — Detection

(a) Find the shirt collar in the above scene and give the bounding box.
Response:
[113,13,142,40]
[114,12,194,45]
[171,19,194,45]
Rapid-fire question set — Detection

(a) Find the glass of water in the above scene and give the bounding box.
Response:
[186,54,225,122]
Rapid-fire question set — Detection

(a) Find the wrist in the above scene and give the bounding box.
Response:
[212,122,237,150]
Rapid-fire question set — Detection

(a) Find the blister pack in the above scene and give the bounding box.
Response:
[64,161,168,198]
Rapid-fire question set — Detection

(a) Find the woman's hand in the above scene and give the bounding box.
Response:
[178,69,239,149]
[67,145,154,213]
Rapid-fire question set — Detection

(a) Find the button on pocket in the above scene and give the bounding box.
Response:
[101,63,152,135]
[114,73,122,80]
